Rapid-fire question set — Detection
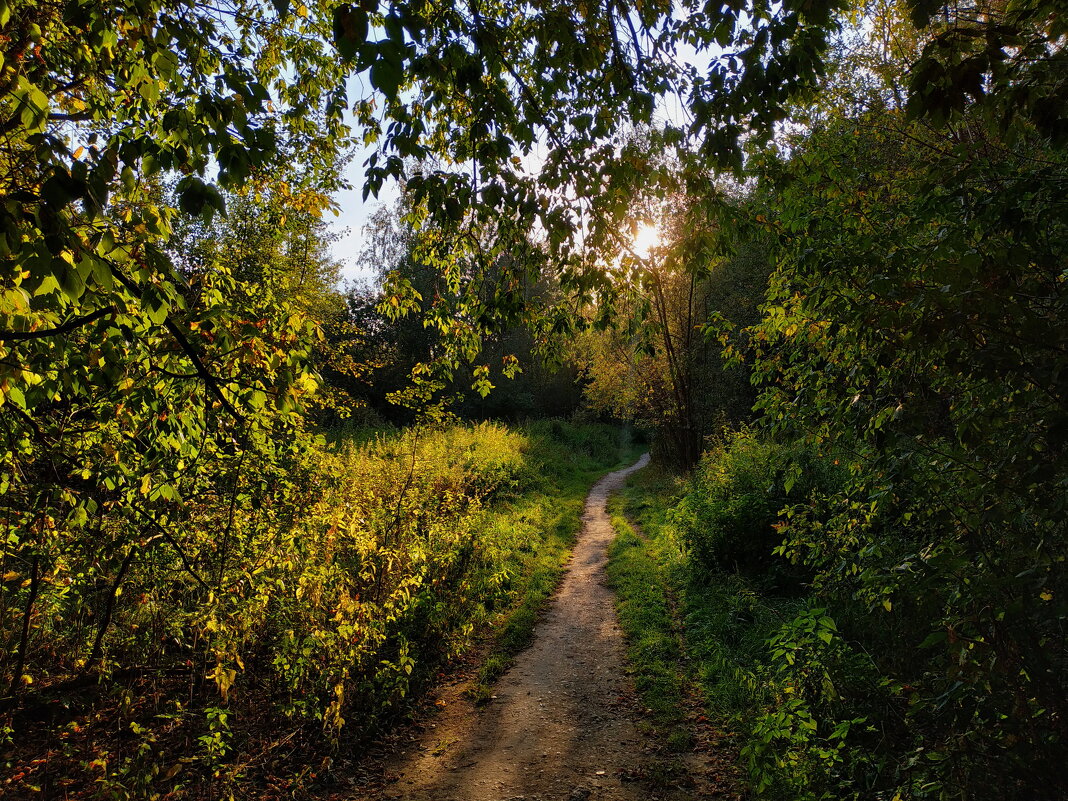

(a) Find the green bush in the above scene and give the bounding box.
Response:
[624,457,893,801]
[666,426,1068,799]
[672,430,841,588]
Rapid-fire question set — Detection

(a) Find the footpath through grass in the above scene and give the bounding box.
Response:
[470,421,644,701]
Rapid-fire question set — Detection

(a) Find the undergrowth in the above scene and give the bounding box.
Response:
[608,463,792,793]
[605,494,691,752]
[614,431,1044,800]
[1,420,633,799]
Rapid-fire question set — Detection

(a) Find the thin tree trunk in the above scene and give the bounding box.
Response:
[86,545,138,669]
[9,554,40,698]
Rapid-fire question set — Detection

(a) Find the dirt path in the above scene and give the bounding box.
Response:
[366,453,676,801]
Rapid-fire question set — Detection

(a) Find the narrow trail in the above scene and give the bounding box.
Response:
[365,452,688,801]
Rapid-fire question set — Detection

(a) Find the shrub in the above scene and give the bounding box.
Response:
[672,429,842,588]
[1,420,626,798]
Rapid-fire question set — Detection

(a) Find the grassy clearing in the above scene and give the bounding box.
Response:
[608,465,793,789]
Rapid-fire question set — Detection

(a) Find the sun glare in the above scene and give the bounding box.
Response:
[632,223,661,259]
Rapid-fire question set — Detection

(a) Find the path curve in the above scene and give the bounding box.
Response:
[372,453,653,801]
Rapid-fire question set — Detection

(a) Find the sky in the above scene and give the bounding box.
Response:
[328,139,399,286]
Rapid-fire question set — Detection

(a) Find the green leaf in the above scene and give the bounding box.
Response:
[481,183,503,207]
[444,197,462,221]
[384,12,404,44]
[41,173,82,207]
[59,262,86,300]
[16,77,49,132]
[141,285,170,325]
[33,274,61,297]
[370,57,403,102]
[4,385,26,409]
[178,177,208,216]
[203,183,227,220]
[332,5,368,62]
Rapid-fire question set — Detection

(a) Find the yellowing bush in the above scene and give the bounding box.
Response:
[1,419,624,798]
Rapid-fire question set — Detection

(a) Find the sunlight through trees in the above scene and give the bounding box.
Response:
[2,0,1067,795]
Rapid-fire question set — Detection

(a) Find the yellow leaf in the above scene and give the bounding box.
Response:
[883,599,892,611]
[1040,591,1053,601]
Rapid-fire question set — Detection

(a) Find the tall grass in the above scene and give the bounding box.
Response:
[608,463,794,794]
[2,420,632,799]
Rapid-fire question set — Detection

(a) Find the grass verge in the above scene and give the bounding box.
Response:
[605,493,692,751]
[607,464,794,790]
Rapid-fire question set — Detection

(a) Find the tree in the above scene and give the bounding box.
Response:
[741,92,1068,801]
[1,0,349,708]
[576,189,771,468]
[345,196,583,423]
[575,236,711,468]
[169,183,372,422]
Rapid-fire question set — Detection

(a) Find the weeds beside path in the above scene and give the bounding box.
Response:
[355,452,726,801]
[0,422,635,801]
[606,468,747,800]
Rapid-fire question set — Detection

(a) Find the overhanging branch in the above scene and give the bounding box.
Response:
[0,306,115,342]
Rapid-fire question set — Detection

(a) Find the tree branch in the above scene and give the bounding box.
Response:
[0,306,115,342]
[133,506,212,593]
[108,267,242,419]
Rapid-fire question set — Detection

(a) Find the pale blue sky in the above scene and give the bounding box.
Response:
[329,147,398,286]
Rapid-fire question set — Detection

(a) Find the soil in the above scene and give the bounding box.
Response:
[355,453,730,801]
